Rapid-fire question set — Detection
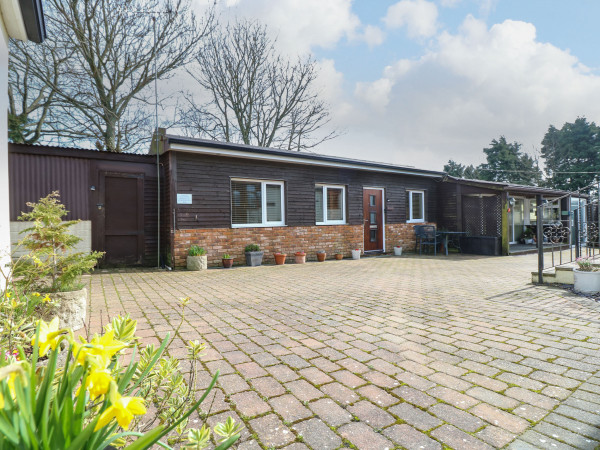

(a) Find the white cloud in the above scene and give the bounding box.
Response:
[439,0,462,7]
[201,0,361,54]
[318,16,600,170]
[383,0,439,38]
[361,25,386,48]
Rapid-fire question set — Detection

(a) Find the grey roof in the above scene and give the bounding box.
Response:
[447,175,579,197]
[165,135,446,178]
[19,0,46,43]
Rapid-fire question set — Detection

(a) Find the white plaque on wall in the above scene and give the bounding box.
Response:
[177,193,192,204]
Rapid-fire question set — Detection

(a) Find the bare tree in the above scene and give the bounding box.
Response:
[8,38,68,144]
[181,20,336,151]
[9,0,213,152]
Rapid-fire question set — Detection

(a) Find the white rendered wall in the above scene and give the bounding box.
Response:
[0,24,9,289]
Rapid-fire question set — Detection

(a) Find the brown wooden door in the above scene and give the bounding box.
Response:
[363,189,383,251]
[98,171,144,265]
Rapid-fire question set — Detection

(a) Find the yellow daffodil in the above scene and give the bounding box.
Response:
[84,369,113,400]
[94,394,146,431]
[0,365,25,409]
[31,318,62,357]
[5,292,10,299]
[33,292,41,297]
[42,295,51,303]
[74,330,126,368]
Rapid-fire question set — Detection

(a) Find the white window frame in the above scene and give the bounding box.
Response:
[231,178,285,228]
[316,184,346,225]
[407,190,425,223]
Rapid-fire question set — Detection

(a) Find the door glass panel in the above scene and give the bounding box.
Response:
[327,188,343,221]
[370,212,377,224]
[266,184,282,222]
[370,195,376,206]
[513,199,525,241]
[315,186,324,222]
[370,230,377,242]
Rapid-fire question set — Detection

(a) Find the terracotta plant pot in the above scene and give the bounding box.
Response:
[334,253,343,260]
[295,252,306,264]
[274,253,287,265]
[317,252,327,262]
[222,258,233,268]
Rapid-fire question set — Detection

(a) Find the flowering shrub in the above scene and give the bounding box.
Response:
[0,316,241,449]
[576,257,596,272]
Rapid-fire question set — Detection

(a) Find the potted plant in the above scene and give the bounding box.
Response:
[187,245,207,270]
[295,251,306,264]
[12,192,104,331]
[334,251,343,260]
[244,244,264,266]
[351,248,361,260]
[317,250,327,262]
[274,252,287,265]
[393,245,403,256]
[222,253,234,269]
[573,257,600,293]
[522,228,535,245]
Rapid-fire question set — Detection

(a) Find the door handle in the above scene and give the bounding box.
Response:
[97,203,104,210]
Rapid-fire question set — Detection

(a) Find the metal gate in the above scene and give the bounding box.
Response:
[537,185,597,282]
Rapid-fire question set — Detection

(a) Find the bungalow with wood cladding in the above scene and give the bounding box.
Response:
[154,134,442,267]
[8,138,576,268]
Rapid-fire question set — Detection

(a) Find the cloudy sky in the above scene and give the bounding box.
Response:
[196,0,600,171]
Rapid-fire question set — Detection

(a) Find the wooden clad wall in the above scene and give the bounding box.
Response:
[172,152,441,229]
[9,151,90,220]
[9,144,160,266]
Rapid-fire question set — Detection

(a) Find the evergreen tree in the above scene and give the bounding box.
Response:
[541,117,600,190]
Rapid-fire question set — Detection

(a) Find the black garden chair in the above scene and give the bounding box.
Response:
[414,225,440,255]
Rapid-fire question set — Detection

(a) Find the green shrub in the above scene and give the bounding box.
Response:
[188,245,207,256]
[0,307,241,449]
[222,254,232,259]
[12,191,104,293]
[244,244,260,253]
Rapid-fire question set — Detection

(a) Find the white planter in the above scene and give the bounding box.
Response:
[573,269,600,294]
[48,288,88,331]
[393,246,403,256]
[351,249,361,260]
[187,255,207,271]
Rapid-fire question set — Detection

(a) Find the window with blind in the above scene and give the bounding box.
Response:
[407,190,425,223]
[315,184,346,225]
[231,179,285,227]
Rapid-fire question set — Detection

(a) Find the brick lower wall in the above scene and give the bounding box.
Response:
[173,222,436,268]
[385,222,436,252]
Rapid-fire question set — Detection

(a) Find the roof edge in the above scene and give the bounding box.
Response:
[165,135,445,178]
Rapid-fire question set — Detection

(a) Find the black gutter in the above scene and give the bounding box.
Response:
[167,135,445,178]
[18,0,46,43]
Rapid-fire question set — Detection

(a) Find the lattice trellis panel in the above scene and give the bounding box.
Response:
[462,195,502,237]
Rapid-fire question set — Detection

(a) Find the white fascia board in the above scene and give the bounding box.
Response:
[0,0,27,41]
[169,143,441,178]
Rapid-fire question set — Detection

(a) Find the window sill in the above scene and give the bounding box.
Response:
[232,224,287,228]
[316,222,347,226]
[407,219,426,224]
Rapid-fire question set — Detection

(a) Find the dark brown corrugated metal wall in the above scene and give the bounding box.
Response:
[9,152,90,220]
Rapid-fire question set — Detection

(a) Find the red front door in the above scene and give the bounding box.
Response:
[363,189,383,251]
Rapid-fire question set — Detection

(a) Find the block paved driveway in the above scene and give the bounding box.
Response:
[88,254,600,449]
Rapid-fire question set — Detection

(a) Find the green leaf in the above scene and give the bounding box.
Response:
[214,435,240,450]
